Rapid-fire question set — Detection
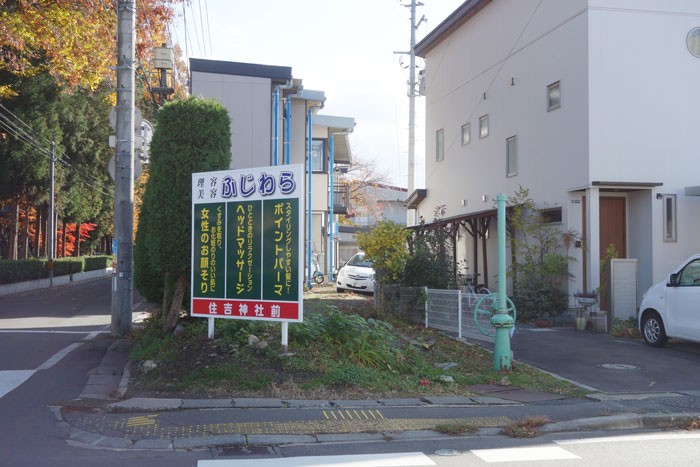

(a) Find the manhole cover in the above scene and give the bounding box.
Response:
[600,363,640,370]
[435,449,461,456]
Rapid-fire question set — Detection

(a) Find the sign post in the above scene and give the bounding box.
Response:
[191,165,304,347]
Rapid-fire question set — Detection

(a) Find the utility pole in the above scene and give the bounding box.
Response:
[112,0,136,336]
[48,142,55,287]
[397,0,425,226]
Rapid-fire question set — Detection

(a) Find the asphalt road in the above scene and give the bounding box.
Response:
[0,278,203,466]
[501,326,700,393]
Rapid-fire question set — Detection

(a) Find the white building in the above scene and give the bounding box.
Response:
[189,58,356,282]
[412,0,700,306]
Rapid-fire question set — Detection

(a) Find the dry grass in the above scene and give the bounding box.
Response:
[501,415,550,438]
[434,421,479,435]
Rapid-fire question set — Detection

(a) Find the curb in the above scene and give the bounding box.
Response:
[540,412,700,433]
[103,395,520,412]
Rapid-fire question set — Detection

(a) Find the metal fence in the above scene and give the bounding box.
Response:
[376,285,495,343]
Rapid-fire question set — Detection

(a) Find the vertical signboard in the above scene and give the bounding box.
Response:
[191,165,304,322]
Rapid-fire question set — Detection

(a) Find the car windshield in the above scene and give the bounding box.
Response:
[347,253,372,268]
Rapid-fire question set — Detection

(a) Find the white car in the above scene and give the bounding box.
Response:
[336,252,375,294]
[639,254,700,347]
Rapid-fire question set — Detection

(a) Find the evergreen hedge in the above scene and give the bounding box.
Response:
[0,256,113,284]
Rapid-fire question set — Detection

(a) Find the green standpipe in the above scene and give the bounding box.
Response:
[492,193,514,371]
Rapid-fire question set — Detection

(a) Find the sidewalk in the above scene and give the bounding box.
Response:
[58,339,700,451]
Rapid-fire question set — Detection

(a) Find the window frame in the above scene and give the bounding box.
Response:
[436,128,445,162]
[506,135,517,177]
[461,122,471,146]
[310,139,326,173]
[479,114,489,139]
[547,81,561,111]
[662,194,677,242]
[540,207,563,225]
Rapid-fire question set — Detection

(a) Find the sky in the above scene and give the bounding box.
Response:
[169,0,465,190]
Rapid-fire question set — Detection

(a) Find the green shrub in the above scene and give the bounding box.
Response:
[84,255,112,271]
[52,257,84,276]
[0,259,46,284]
[291,306,408,372]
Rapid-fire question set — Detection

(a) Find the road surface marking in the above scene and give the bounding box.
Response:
[0,370,36,399]
[556,432,700,445]
[198,452,436,466]
[37,343,83,370]
[126,415,159,427]
[471,446,580,463]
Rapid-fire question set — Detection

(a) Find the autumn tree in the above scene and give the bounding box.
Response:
[136,97,231,333]
[0,0,183,98]
[342,156,391,225]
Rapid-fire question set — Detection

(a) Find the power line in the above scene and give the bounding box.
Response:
[0,106,114,195]
[197,0,208,57]
[204,0,213,57]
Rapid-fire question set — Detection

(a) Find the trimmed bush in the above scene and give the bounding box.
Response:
[0,259,46,284]
[53,257,85,276]
[84,255,113,271]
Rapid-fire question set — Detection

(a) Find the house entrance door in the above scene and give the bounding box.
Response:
[599,197,626,260]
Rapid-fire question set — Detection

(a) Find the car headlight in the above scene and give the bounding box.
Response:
[369,274,375,282]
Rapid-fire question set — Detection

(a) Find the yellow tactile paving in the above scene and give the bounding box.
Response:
[74,413,511,440]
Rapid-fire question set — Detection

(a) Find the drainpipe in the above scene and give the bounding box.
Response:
[284,97,291,164]
[328,129,353,282]
[272,81,293,166]
[307,104,323,288]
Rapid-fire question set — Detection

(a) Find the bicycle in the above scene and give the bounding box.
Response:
[311,254,324,284]
[459,272,491,307]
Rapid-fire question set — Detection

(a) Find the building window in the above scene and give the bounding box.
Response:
[541,207,562,224]
[663,194,677,242]
[311,139,325,172]
[506,135,517,177]
[479,115,489,138]
[688,28,700,57]
[547,81,561,111]
[461,122,471,146]
[436,128,444,161]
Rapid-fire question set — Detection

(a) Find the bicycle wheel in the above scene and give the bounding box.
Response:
[313,273,324,284]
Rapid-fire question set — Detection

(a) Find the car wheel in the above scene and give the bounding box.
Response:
[336,287,344,293]
[642,312,668,347]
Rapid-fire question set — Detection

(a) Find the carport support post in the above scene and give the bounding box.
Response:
[491,194,514,371]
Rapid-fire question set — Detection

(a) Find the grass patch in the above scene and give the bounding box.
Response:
[434,421,478,435]
[127,292,590,400]
[501,416,550,438]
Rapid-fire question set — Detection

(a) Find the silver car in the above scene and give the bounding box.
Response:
[336,252,375,293]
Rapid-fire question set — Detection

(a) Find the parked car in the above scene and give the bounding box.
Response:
[336,252,375,294]
[639,254,700,347]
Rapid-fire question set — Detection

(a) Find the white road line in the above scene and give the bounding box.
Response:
[198,452,436,466]
[556,432,700,445]
[83,329,108,340]
[37,343,83,370]
[471,446,580,463]
[0,370,36,399]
